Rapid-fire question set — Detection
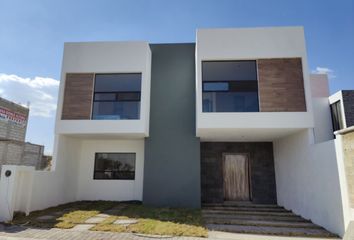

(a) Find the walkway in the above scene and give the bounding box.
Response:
[0,224,203,240]
[0,223,341,240]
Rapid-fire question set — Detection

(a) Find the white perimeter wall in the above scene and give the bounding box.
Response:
[76,139,144,201]
[0,135,80,220]
[28,135,81,212]
[274,129,351,236]
[0,136,144,219]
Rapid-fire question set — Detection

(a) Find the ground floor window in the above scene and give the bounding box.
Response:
[94,153,135,180]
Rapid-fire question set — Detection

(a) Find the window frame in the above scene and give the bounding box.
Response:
[93,152,136,180]
[91,73,142,120]
[202,82,230,92]
[93,91,141,102]
[201,60,260,113]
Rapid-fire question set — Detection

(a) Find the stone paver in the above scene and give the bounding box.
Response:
[96,213,110,218]
[113,219,138,225]
[84,216,107,224]
[72,224,95,231]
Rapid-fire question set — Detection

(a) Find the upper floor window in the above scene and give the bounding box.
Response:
[330,101,344,132]
[202,61,259,112]
[92,73,141,120]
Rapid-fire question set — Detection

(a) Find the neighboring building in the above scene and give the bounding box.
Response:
[335,127,354,208]
[0,27,353,237]
[0,97,46,171]
[329,90,354,132]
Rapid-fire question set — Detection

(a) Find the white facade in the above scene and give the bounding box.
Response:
[196,27,314,141]
[0,27,352,238]
[56,41,151,138]
[76,139,144,201]
[0,42,150,220]
[310,74,334,143]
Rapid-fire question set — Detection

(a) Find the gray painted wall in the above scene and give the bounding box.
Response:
[143,43,201,208]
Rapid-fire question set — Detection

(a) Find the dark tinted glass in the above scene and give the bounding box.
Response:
[94,153,135,180]
[92,73,141,120]
[203,92,259,112]
[95,74,141,92]
[94,93,116,101]
[92,101,140,120]
[202,61,257,81]
[330,101,344,132]
[202,60,259,112]
[117,92,140,101]
[203,82,229,91]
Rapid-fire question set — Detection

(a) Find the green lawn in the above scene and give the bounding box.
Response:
[11,201,207,237]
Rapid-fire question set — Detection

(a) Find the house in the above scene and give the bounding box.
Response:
[329,90,354,132]
[0,26,353,237]
[0,97,47,171]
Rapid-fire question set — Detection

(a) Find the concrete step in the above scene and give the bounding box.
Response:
[203,206,291,212]
[202,209,296,217]
[202,213,309,222]
[203,202,281,208]
[204,218,321,229]
[206,224,337,238]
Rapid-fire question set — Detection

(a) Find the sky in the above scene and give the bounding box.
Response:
[0,0,353,154]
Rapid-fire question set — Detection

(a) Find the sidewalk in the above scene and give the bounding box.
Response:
[0,224,341,240]
[0,224,203,240]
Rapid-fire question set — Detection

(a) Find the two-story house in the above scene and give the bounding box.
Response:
[0,27,353,237]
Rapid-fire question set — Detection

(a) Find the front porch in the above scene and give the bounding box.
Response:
[201,142,276,204]
[202,202,337,238]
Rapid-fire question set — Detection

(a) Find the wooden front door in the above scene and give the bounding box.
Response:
[223,154,250,201]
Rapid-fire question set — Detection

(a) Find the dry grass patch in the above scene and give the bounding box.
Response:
[12,201,117,229]
[11,201,207,237]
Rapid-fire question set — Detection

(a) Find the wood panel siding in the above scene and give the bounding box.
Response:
[61,73,94,120]
[258,58,307,112]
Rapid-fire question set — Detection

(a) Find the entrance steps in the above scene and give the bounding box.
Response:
[202,203,338,238]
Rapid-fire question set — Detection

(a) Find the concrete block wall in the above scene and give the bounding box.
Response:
[0,122,27,142]
[0,97,45,170]
[0,142,44,170]
[2,142,23,164]
[23,143,44,168]
[342,131,354,207]
[0,97,29,142]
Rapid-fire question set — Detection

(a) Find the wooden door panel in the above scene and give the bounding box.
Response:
[223,154,250,201]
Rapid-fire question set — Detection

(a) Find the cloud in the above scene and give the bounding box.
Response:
[0,74,59,88]
[312,67,336,79]
[0,73,59,117]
